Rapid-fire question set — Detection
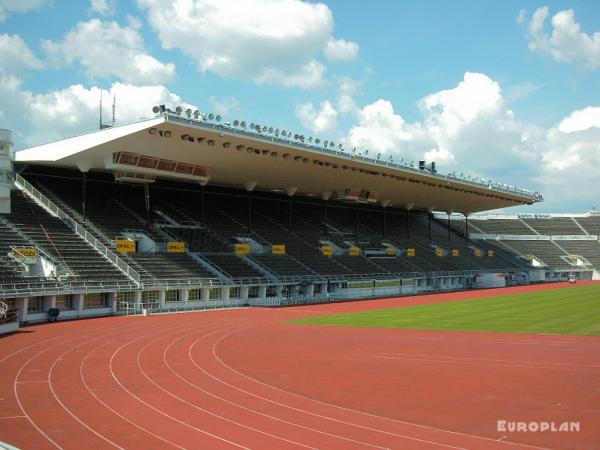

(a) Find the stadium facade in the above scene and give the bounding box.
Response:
[0,109,597,330]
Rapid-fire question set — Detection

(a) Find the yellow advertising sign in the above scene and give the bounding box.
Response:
[435,248,445,257]
[474,249,482,257]
[321,245,333,256]
[349,246,361,256]
[167,241,186,253]
[272,244,286,255]
[116,240,136,253]
[487,250,494,257]
[235,243,250,255]
[451,249,459,257]
[406,248,416,257]
[386,247,397,256]
[13,247,38,258]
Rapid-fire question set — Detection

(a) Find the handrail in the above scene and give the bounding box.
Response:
[15,174,141,284]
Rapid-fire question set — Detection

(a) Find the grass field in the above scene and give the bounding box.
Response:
[293,284,600,335]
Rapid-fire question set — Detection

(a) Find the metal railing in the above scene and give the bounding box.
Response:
[15,174,141,284]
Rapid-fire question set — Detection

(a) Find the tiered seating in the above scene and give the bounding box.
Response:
[6,191,129,282]
[557,241,600,268]
[522,218,585,235]
[469,218,536,235]
[202,254,264,278]
[168,228,230,253]
[252,254,314,276]
[332,256,388,275]
[575,216,600,235]
[501,241,571,269]
[127,253,215,281]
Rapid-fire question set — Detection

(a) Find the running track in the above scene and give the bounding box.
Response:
[1,282,598,450]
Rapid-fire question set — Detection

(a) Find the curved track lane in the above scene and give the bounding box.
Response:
[1,283,598,450]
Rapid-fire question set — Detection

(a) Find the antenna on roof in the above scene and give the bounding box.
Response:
[99,89,103,130]
[112,93,116,127]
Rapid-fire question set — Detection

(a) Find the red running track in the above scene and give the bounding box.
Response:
[0,282,598,450]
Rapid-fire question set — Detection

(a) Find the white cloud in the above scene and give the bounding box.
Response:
[524,6,600,70]
[324,37,359,61]
[558,106,600,133]
[0,0,48,21]
[347,99,433,158]
[208,96,241,117]
[90,0,115,15]
[516,9,526,25]
[255,60,327,90]
[137,0,355,89]
[0,34,44,75]
[1,78,193,147]
[42,18,175,85]
[295,100,338,134]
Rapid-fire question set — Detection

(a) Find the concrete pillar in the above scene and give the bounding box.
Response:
[17,297,28,322]
[275,285,283,297]
[258,285,267,299]
[202,287,211,302]
[179,289,189,303]
[73,294,84,313]
[221,287,230,300]
[240,286,249,300]
[134,291,142,306]
[158,290,166,308]
[107,292,118,313]
[43,295,56,311]
[320,282,328,294]
[306,284,315,297]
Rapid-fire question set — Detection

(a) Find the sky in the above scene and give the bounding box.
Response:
[1,0,599,213]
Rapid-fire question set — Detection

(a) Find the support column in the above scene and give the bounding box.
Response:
[240,286,249,300]
[244,181,257,233]
[464,213,469,239]
[82,172,87,222]
[258,285,267,299]
[144,183,151,225]
[324,203,328,234]
[18,297,28,323]
[428,213,432,241]
[322,192,331,235]
[202,287,211,302]
[288,197,293,234]
[134,291,142,308]
[200,186,205,224]
[107,292,118,313]
[43,295,56,312]
[382,208,386,237]
[406,211,410,239]
[158,289,166,309]
[447,211,453,241]
[354,209,359,237]
[306,284,315,297]
[73,294,84,314]
[179,289,189,304]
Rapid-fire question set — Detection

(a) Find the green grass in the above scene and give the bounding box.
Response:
[292,284,600,335]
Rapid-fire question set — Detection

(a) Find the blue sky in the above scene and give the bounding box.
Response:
[1,0,599,212]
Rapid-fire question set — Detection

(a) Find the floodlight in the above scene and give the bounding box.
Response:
[268,127,273,133]
[215,115,222,122]
[323,140,328,146]
[315,138,320,144]
[175,106,183,115]
[233,120,240,126]
[330,141,335,148]
[240,121,247,128]
[152,106,160,113]
[193,110,200,119]
[262,125,267,132]
[208,113,215,120]
[308,137,313,143]
[186,109,192,117]
[255,124,261,132]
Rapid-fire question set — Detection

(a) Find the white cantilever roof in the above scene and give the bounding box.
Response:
[16,114,542,214]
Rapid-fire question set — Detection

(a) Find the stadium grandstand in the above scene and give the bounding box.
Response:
[0,108,595,329]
